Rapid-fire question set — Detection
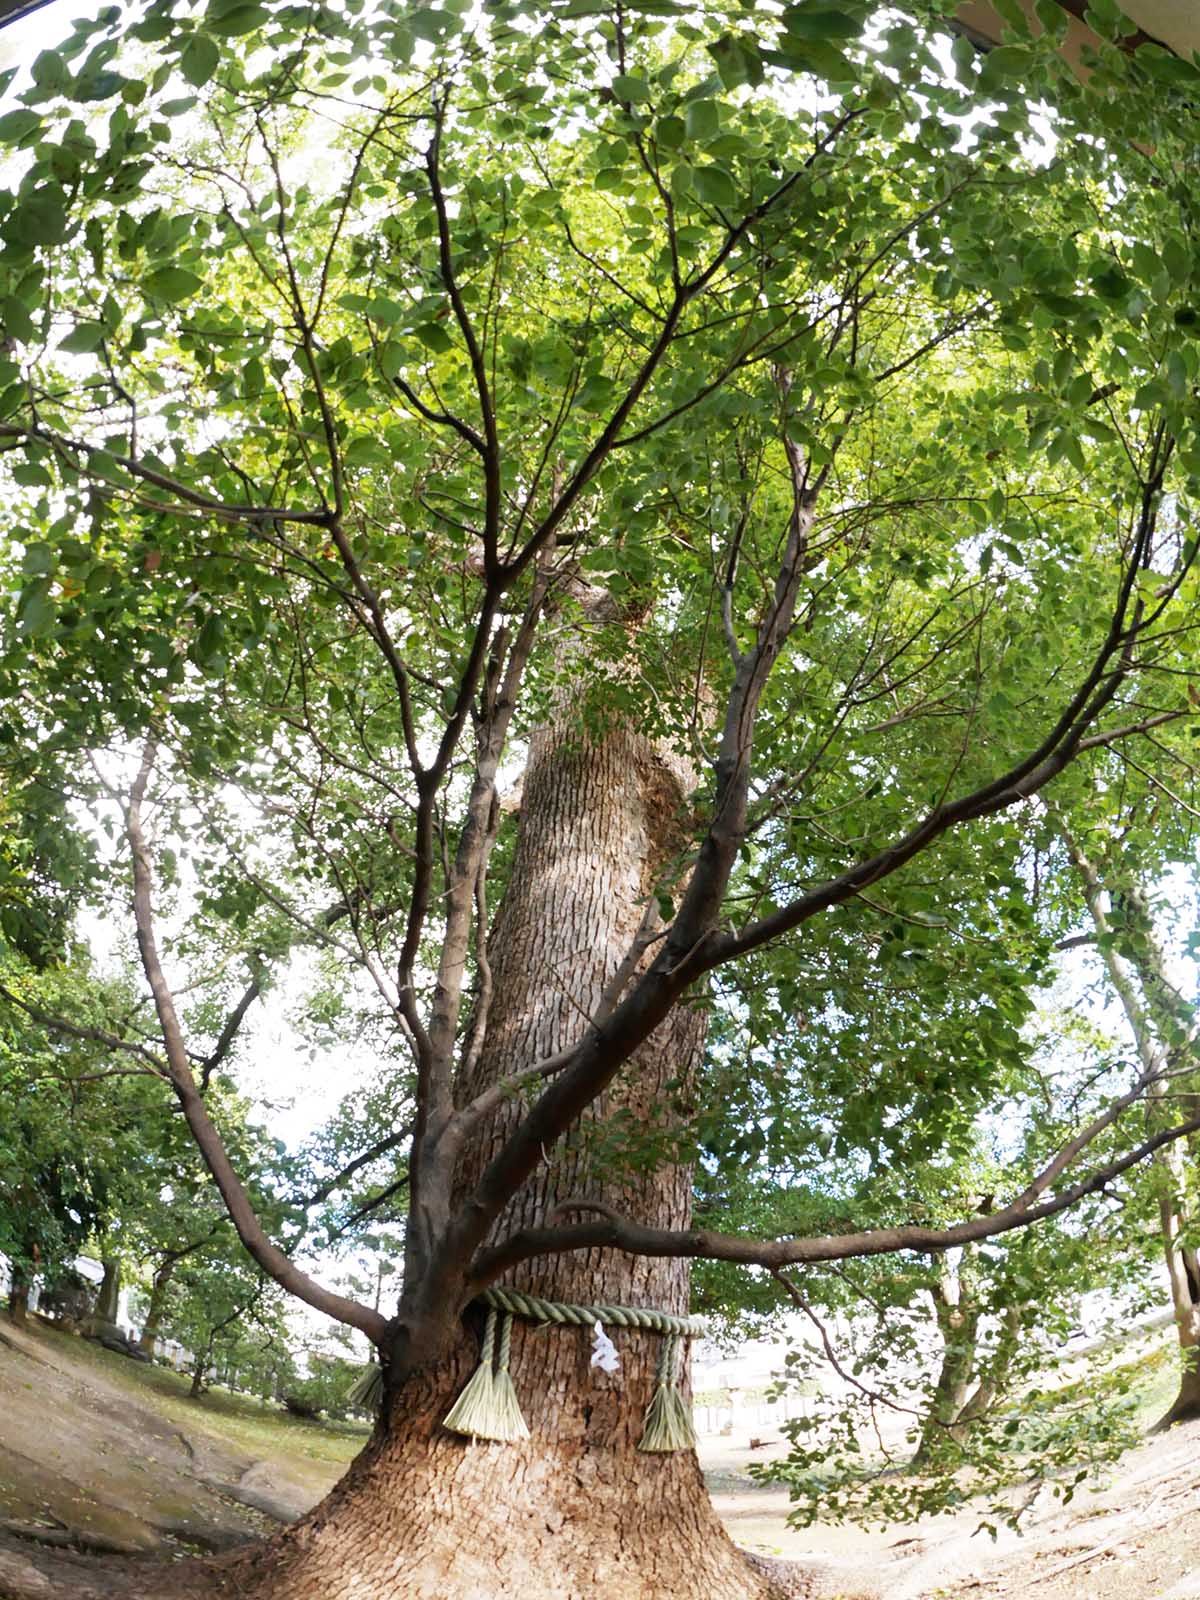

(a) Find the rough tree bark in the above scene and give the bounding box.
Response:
[209,721,790,1599]
[1154,1177,1200,1429]
[913,1248,1022,1466]
[85,1258,122,1339]
[189,1340,211,1399]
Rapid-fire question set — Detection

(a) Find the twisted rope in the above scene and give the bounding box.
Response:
[444,1288,700,1449]
[480,1285,701,1337]
[479,1306,498,1364]
[656,1331,679,1385]
[496,1307,515,1374]
[639,1327,694,1451]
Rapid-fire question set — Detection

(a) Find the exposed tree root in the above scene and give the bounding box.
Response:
[0,1530,814,1600]
[744,1551,823,1599]
[0,1530,228,1600]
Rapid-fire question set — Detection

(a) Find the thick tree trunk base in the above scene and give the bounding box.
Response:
[0,1533,811,1600]
[0,1350,819,1600]
[0,1347,814,1600]
[205,1353,799,1600]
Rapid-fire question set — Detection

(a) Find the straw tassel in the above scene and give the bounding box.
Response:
[489,1306,530,1440]
[638,1333,696,1452]
[345,1362,383,1414]
[443,1310,529,1441]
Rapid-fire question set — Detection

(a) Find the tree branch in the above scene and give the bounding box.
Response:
[125,736,387,1346]
[304,1123,414,1208]
[467,1108,1200,1290]
[0,985,168,1075]
[198,976,262,1091]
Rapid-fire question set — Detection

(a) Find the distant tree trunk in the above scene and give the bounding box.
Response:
[218,722,788,1598]
[188,1322,221,1400]
[138,1261,174,1355]
[189,1341,211,1399]
[88,1257,122,1337]
[1055,827,1200,1433]
[954,1302,1022,1429]
[913,1250,981,1467]
[1151,1163,1200,1430]
[7,1262,30,1327]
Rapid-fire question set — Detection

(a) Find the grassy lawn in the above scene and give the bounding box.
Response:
[32,1321,370,1472]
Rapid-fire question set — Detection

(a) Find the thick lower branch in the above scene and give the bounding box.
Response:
[466,1108,1200,1290]
[125,737,387,1346]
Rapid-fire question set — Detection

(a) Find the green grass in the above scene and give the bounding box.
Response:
[1127,1339,1178,1430]
[32,1321,370,1473]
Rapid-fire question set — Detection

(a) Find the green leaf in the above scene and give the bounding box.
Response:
[195,612,225,666]
[366,296,405,326]
[17,580,54,637]
[7,192,69,248]
[1135,43,1200,85]
[57,323,106,354]
[611,74,652,103]
[708,36,762,91]
[1162,235,1191,286]
[415,322,453,353]
[782,6,861,41]
[0,296,36,344]
[685,100,720,141]
[693,165,738,208]
[20,541,54,577]
[73,71,129,103]
[142,267,203,303]
[670,162,694,200]
[180,34,220,88]
[30,49,68,94]
[1090,266,1131,301]
[979,45,1034,81]
[576,373,615,411]
[0,110,42,145]
[205,4,266,36]
[377,342,404,380]
[771,37,857,82]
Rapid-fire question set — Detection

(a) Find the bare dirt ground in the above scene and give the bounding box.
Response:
[0,1316,1196,1599]
[699,1404,1200,1600]
[0,1317,363,1560]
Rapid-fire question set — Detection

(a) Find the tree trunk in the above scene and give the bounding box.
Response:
[138,1262,173,1355]
[913,1253,980,1468]
[1151,1179,1200,1430]
[7,1262,30,1328]
[1051,833,1200,1436]
[954,1302,1022,1429]
[214,723,788,1598]
[190,1335,213,1399]
[85,1257,123,1340]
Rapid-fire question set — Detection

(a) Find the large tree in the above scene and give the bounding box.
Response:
[3,2,1200,1596]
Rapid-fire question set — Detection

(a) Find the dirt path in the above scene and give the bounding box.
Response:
[698,1416,1200,1600]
